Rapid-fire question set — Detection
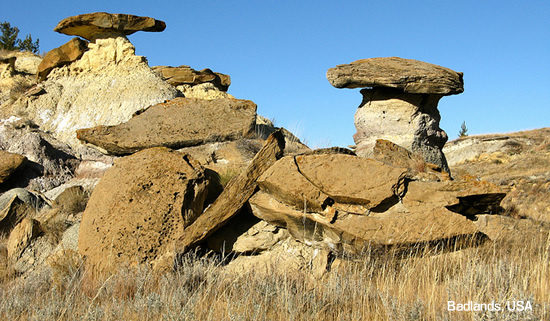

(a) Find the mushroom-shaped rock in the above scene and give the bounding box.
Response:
[327,57,464,95]
[327,57,464,173]
[54,12,166,41]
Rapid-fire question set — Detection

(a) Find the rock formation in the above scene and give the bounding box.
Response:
[2,14,178,154]
[36,37,88,81]
[176,130,286,253]
[0,51,41,106]
[78,147,213,271]
[153,65,231,91]
[54,12,166,41]
[327,57,464,173]
[76,97,257,155]
[249,150,504,256]
[0,151,27,183]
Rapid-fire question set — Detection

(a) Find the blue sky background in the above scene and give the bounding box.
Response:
[3,1,549,148]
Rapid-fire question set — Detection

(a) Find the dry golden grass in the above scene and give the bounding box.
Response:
[0,232,547,320]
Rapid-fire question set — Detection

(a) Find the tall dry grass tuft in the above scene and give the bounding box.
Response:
[0,232,548,320]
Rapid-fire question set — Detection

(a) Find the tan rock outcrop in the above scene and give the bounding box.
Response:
[7,217,42,262]
[54,12,166,41]
[37,37,88,81]
[0,56,16,78]
[76,97,257,155]
[78,148,211,271]
[0,150,27,183]
[327,57,464,95]
[4,37,178,153]
[257,153,408,213]
[153,65,231,91]
[250,152,505,256]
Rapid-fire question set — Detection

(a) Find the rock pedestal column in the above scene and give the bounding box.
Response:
[327,57,464,174]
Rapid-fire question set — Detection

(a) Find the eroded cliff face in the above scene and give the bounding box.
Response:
[5,37,178,155]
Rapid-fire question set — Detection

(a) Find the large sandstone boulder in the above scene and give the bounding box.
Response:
[54,12,166,41]
[327,57,464,95]
[37,37,89,81]
[78,147,211,271]
[3,36,178,153]
[327,57,463,173]
[76,97,257,155]
[250,152,505,256]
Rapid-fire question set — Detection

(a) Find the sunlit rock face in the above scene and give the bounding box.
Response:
[353,87,449,173]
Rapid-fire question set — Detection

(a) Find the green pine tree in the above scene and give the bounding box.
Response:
[458,121,469,137]
[0,22,39,54]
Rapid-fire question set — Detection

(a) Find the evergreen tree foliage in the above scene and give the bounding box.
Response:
[458,121,469,137]
[0,22,39,54]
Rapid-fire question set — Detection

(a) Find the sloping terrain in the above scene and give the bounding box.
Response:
[445,127,550,221]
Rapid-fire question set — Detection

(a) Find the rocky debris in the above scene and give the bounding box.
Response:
[3,36,178,152]
[82,98,252,155]
[222,237,320,277]
[327,57,464,95]
[37,37,88,81]
[54,12,166,41]
[205,209,289,254]
[153,65,231,91]
[176,130,285,254]
[0,151,27,183]
[0,188,50,234]
[76,97,257,155]
[0,117,79,192]
[78,147,212,271]
[249,150,505,256]
[7,217,42,262]
[177,83,235,100]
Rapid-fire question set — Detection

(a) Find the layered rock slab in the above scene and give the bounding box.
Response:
[327,57,464,95]
[250,152,505,256]
[54,12,166,41]
[153,65,231,91]
[77,97,257,155]
[78,148,211,271]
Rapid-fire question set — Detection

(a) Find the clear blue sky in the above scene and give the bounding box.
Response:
[3,1,549,148]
